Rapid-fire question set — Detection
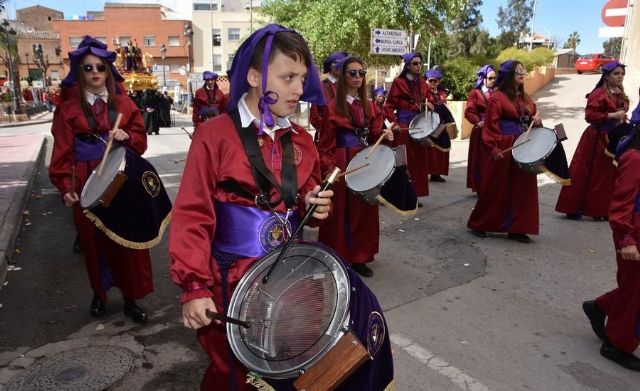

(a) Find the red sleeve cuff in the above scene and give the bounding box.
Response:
[180,287,213,304]
[617,235,636,249]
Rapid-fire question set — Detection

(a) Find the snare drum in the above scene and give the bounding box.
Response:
[512,127,557,174]
[345,144,406,204]
[408,110,440,145]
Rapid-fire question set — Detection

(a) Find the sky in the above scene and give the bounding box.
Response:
[8,0,612,54]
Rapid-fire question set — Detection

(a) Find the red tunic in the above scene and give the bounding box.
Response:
[317,98,383,264]
[169,113,321,390]
[384,75,429,196]
[426,88,450,175]
[465,88,491,192]
[192,84,228,129]
[467,90,539,235]
[555,87,629,218]
[309,79,337,140]
[596,149,640,354]
[48,95,153,302]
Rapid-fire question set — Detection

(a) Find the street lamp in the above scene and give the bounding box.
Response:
[24,52,29,85]
[183,23,193,109]
[159,43,166,88]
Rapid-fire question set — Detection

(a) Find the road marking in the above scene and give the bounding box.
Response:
[391,333,492,391]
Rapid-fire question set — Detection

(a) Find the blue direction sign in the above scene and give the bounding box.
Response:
[370,28,408,55]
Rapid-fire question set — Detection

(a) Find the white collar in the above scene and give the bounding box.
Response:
[85,90,108,105]
[481,85,490,93]
[406,73,416,81]
[238,93,295,139]
[327,75,337,84]
[346,94,360,104]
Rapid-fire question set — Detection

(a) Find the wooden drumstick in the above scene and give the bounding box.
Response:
[97,113,123,177]
[337,163,370,178]
[174,157,187,164]
[499,138,531,155]
[366,132,387,159]
[181,127,193,139]
[523,118,536,141]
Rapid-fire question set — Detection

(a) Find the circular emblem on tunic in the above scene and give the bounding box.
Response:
[293,144,302,165]
[366,311,386,357]
[258,138,265,148]
[141,171,161,197]
[258,215,293,253]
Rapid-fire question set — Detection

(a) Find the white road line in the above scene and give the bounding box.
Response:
[391,333,492,391]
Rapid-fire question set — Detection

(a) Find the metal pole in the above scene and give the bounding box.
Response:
[529,0,537,52]
[426,40,432,70]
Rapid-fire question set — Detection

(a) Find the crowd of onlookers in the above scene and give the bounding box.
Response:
[127,89,173,134]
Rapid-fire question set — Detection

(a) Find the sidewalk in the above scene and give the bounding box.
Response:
[0,133,47,286]
[0,111,53,129]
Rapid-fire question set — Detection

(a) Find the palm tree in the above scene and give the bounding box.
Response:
[565,31,581,51]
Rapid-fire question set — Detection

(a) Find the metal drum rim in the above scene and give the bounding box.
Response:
[79,146,127,209]
[512,127,557,164]
[409,110,440,138]
[346,144,396,192]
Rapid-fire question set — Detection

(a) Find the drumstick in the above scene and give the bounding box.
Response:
[206,309,250,329]
[181,127,193,139]
[97,113,123,177]
[499,138,531,155]
[174,157,187,164]
[338,163,370,178]
[262,167,341,284]
[366,132,387,159]
[523,119,536,141]
[71,165,76,196]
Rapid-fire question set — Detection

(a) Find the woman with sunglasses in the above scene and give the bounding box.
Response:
[384,52,429,198]
[555,62,629,220]
[465,65,496,193]
[424,69,453,183]
[317,56,393,278]
[49,35,152,323]
[467,60,542,243]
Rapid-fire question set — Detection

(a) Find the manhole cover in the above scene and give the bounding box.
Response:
[6,346,135,391]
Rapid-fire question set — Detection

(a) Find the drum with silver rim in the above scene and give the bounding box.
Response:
[409,110,440,145]
[81,146,127,209]
[512,127,558,174]
[345,144,406,204]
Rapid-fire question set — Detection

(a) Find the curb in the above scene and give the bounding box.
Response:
[0,115,53,129]
[0,136,47,288]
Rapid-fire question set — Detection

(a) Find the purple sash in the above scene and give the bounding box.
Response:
[499,119,524,136]
[597,119,619,133]
[397,109,419,125]
[74,136,106,162]
[336,130,365,148]
[212,202,299,258]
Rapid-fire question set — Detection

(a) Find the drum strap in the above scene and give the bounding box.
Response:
[219,109,299,210]
[82,99,118,133]
[323,79,335,100]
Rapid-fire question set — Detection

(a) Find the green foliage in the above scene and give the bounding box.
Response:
[603,37,622,58]
[495,0,534,50]
[562,31,581,50]
[448,0,484,57]
[496,47,554,72]
[442,57,477,100]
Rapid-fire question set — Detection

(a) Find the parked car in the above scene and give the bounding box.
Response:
[575,53,618,74]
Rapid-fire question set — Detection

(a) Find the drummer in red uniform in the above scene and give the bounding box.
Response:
[425,68,452,183]
[465,65,496,193]
[467,60,542,243]
[48,35,152,323]
[384,52,429,198]
[168,24,334,390]
[555,61,629,220]
[309,51,349,142]
[316,56,393,278]
[192,70,228,130]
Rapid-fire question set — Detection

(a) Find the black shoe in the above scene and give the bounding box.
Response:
[90,293,106,318]
[73,234,82,253]
[507,233,531,243]
[147,132,153,135]
[471,230,487,238]
[124,299,148,324]
[430,175,446,183]
[583,300,607,342]
[600,341,640,371]
[566,213,582,220]
[352,263,374,278]
[154,131,159,135]
[417,202,424,208]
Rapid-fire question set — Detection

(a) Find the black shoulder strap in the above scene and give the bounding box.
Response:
[81,98,118,132]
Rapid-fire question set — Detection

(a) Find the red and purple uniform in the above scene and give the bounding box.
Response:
[309,77,338,141]
[192,84,228,129]
[426,88,450,176]
[465,87,492,192]
[317,97,384,265]
[596,149,640,353]
[49,94,153,303]
[555,87,629,218]
[467,90,539,235]
[384,74,429,197]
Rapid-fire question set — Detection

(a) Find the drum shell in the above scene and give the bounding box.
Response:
[345,145,405,205]
[80,147,127,209]
[512,127,558,174]
[409,111,440,145]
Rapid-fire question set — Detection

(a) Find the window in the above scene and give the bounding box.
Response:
[144,36,156,47]
[170,64,180,73]
[228,28,240,41]
[69,37,83,49]
[213,54,222,72]
[95,36,107,45]
[227,53,235,67]
[194,3,218,11]
[168,36,180,47]
[212,29,221,47]
[119,36,130,47]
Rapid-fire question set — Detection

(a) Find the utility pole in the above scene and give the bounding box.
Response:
[183,22,193,111]
[529,0,537,52]
[159,43,166,88]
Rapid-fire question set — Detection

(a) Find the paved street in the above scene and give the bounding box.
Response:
[1,71,640,390]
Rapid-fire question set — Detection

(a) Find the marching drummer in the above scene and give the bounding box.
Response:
[467,60,542,243]
[309,51,349,142]
[425,68,453,183]
[316,55,393,278]
[192,70,228,130]
[384,52,429,199]
[48,35,152,323]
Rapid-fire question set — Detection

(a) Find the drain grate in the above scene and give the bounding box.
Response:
[6,346,135,391]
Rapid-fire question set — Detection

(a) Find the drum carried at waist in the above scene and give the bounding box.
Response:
[511,124,571,185]
[408,105,457,152]
[80,144,172,249]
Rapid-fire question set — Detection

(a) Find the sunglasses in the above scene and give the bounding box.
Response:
[487,77,496,80]
[82,64,107,73]
[346,69,366,78]
[427,79,439,83]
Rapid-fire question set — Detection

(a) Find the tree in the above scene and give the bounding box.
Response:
[261,0,466,67]
[448,0,486,57]
[495,0,534,50]
[562,31,581,51]
[0,19,20,111]
[603,37,622,58]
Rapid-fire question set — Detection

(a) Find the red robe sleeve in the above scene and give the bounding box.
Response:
[585,88,612,125]
[367,100,384,142]
[317,102,338,178]
[465,89,483,125]
[384,77,422,123]
[49,102,75,196]
[609,150,640,248]
[118,96,147,155]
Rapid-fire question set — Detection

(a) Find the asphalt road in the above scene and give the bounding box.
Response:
[1,71,640,391]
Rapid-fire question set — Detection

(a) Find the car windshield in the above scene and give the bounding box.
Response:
[580,54,595,59]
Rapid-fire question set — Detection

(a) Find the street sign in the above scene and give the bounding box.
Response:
[601,0,628,27]
[370,28,408,56]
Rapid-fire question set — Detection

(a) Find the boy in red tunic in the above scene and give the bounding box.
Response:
[192,70,228,129]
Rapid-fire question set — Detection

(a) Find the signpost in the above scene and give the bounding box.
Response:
[370,28,408,55]
[598,0,628,38]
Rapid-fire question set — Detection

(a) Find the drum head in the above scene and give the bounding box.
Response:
[512,127,557,164]
[346,145,395,192]
[227,243,350,379]
[409,111,440,138]
[80,146,126,209]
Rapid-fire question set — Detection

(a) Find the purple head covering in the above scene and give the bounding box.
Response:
[203,71,218,80]
[495,60,516,86]
[475,64,495,89]
[61,35,124,87]
[226,24,325,134]
[322,51,349,73]
[400,52,422,77]
[334,55,355,70]
[373,87,385,97]
[593,61,626,91]
[425,69,443,80]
